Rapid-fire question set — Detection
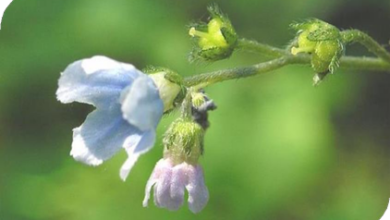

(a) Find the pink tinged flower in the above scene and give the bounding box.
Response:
[143,158,209,213]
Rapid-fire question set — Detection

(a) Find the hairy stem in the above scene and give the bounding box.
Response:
[237,38,286,58]
[184,57,289,87]
[181,90,193,119]
[183,54,390,87]
[184,33,390,88]
[341,29,390,63]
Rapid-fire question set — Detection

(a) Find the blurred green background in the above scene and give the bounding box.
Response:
[1,0,390,219]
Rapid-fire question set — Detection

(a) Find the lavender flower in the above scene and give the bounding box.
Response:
[143,158,209,213]
[56,56,181,180]
[143,111,211,213]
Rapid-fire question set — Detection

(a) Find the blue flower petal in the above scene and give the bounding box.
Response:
[59,56,164,178]
[120,130,157,181]
[120,75,164,131]
[57,56,143,109]
[71,104,143,166]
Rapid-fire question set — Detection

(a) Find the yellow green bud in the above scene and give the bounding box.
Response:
[290,19,344,78]
[189,4,237,62]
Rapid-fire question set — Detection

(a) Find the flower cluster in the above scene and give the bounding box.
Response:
[56,3,390,215]
[57,56,215,213]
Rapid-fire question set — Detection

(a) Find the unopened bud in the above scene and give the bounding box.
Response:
[189,4,238,62]
[290,19,344,78]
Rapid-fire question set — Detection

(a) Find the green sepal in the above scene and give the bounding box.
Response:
[143,66,183,85]
[290,21,312,31]
[207,3,226,22]
[307,26,340,41]
[290,18,319,31]
[312,40,344,74]
[163,118,205,165]
[221,27,238,46]
[195,46,235,62]
[143,66,184,112]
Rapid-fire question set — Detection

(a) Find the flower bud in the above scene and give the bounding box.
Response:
[188,4,238,62]
[145,67,184,112]
[163,118,204,165]
[291,19,344,80]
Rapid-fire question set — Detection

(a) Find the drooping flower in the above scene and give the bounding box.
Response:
[56,56,181,181]
[143,92,216,213]
[143,158,209,213]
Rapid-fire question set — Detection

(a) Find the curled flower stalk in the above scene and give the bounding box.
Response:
[341,29,390,63]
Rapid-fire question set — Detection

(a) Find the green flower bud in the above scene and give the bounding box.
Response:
[163,118,205,165]
[291,19,344,79]
[145,67,184,112]
[189,4,238,62]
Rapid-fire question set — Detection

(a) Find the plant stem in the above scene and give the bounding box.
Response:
[181,89,193,119]
[339,56,390,70]
[185,33,390,88]
[288,54,390,71]
[184,57,289,87]
[237,38,286,58]
[183,54,390,88]
[341,29,390,63]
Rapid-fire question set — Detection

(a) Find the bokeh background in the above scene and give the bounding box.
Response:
[1,0,390,219]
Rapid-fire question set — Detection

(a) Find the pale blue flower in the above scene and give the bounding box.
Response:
[56,56,174,181]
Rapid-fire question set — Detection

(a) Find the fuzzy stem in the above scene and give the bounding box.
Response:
[341,29,390,63]
[180,90,193,119]
[237,38,286,58]
[184,57,289,87]
[183,54,390,87]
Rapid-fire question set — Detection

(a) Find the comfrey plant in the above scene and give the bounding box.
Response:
[57,4,390,214]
